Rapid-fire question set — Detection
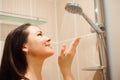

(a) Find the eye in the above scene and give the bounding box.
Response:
[37,31,43,36]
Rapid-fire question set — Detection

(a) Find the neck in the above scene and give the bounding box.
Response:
[25,56,46,80]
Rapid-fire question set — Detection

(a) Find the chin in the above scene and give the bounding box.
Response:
[45,50,54,57]
[48,51,54,56]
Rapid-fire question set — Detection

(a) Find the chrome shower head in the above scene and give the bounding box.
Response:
[65,2,103,33]
[65,2,83,14]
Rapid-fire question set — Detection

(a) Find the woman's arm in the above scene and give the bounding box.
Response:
[58,37,80,80]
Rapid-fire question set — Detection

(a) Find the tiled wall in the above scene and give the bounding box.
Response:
[0,0,102,80]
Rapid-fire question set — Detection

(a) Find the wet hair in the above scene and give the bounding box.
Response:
[0,23,31,80]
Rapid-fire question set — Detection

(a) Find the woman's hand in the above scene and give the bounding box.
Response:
[58,37,80,80]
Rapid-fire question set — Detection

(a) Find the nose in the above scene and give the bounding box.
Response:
[44,36,51,42]
[47,37,51,42]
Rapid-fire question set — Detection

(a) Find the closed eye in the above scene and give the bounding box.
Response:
[37,31,43,36]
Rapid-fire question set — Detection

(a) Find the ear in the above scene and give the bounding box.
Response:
[22,43,28,53]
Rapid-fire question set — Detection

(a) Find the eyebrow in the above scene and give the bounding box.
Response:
[36,31,43,34]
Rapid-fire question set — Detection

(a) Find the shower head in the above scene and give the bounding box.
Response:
[65,2,83,14]
[65,2,103,33]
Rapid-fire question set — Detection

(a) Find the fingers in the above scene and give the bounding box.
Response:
[68,37,80,52]
[59,37,80,56]
[72,37,80,49]
[59,44,66,56]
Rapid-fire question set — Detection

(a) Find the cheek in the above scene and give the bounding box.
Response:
[28,42,54,57]
[28,41,43,53]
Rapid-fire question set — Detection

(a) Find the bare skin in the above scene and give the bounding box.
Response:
[58,37,80,80]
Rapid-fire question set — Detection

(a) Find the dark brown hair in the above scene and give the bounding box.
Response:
[0,23,31,80]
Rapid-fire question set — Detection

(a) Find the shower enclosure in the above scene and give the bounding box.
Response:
[65,0,107,80]
[64,0,108,80]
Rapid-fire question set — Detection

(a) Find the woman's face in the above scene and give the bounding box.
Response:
[23,26,54,58]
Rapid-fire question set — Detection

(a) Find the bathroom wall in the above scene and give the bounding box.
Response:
[0,0,103,80]
[103,0,120,80]
[0,0,2,61]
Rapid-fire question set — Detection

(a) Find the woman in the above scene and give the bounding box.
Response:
[0,23,80,80]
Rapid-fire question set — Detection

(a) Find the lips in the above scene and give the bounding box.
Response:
[45,44,52,48]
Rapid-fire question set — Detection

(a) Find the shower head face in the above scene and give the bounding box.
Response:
[65,2,83,14]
